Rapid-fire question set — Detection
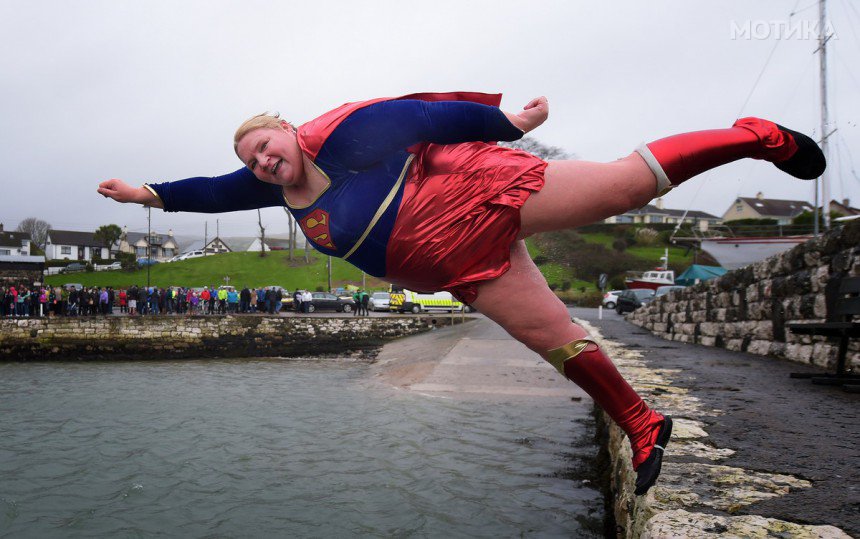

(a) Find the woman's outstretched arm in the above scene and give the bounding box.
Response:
[318,97,549,170]
[98,167,285,213]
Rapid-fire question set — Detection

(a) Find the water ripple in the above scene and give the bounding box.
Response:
[0,359,603,538]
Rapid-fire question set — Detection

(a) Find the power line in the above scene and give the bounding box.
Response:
[736,0,803,118]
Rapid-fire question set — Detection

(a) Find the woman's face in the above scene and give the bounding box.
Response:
[236,124,304,187]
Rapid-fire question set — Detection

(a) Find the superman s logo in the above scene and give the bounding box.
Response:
[299,209,336,249]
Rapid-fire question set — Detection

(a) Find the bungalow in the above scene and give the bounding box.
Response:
[604,198,721,230]
[44,229,109,261]
[0,224,32,256]
[116,227,180,262]
[180,236,232,256]
[829,198,860,218]
[722,192,813,224]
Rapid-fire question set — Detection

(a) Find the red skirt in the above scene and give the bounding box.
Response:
[385,142,547,304]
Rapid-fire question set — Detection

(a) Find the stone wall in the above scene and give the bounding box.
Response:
[627,219,860,371]
[0,315,465,361]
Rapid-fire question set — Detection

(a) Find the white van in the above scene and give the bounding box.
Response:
[389,288,463,314]
[177,250,205,261]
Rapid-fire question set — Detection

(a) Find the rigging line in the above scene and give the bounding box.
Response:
[833,136,847,199]
[778,53,817,117]
[836,0,860,49]
[736,0,802,118]
[841,0,860,24]
[668,170,714,243]
[833,49,860,94]
[837,132,860,185]
[790,1,820,17]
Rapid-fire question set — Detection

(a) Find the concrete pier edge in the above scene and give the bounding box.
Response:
[575,318,853,539]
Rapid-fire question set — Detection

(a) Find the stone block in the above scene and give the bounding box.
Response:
[811,342,835,369]
[725,339,744,352]
[746,340,771,356]
[745,283,759,302]
[785,343,814,363]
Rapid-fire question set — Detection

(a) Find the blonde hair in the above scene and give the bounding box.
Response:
[233,112,294,154]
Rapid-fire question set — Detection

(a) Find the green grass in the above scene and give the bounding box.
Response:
[44,231,694,298]
[45,252,381,290]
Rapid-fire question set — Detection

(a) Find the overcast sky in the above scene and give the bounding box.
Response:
[2,0,858,239]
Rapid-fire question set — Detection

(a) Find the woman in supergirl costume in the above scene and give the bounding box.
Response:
[98,91,825,495]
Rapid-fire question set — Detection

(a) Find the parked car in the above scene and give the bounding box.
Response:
[177,250,205,261]
[655,285,686,297]
[61,262,86,273]
[305,292,356,313]
[137,258,160,266]
[368,292,390,312]
[63,283,83,291]
[95,261,122,271]
[602,289,624,310]
[615,288,655,314]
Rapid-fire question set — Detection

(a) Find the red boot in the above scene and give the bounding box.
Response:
[546,340,670,494]
[637,118,825,195]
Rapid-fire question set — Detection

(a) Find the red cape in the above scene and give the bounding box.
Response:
[297,92,504,160]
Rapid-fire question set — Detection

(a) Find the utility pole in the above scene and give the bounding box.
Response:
[204,221,208,256]
[817,0,831,232]
[327,256,332,292]
[146,206,151,288]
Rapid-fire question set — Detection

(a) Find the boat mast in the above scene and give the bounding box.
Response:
[816,0,831,233]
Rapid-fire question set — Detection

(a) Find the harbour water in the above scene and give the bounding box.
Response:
[0,358,604,538]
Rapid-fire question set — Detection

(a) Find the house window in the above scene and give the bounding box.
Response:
[136,247,147,257]
[60,246,72,255]
[164,248,175,257]
[0,249,10,255]
[649,216,662,223]
[736,204,743,212]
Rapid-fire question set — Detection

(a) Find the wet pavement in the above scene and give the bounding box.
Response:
[572,307,860,536]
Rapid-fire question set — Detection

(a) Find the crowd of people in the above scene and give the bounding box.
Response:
[0,283,319,317]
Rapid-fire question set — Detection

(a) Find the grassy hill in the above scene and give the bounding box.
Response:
[45,252,384,291]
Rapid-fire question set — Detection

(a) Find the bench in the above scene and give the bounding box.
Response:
[788,275,860,391]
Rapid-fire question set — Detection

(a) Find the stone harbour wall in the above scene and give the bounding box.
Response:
[627,219,860,371]
[0,315,464,361]
[576,319,851,539]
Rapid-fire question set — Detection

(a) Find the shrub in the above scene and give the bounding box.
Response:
[635,227,659,245]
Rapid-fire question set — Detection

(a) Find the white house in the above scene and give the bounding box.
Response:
[604,198,722,231]
[0,225,32,256]
[44,229,109,261]
[722,192,814,224]
[116,227,180,261]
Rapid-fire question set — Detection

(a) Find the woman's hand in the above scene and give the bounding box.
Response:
[505,96,549,134]
[97,178,163,208]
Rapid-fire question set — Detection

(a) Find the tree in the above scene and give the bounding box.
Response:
[16,217,51,249]
[257,209,267,258]
[500,136,573,160]
[93,224,122,258]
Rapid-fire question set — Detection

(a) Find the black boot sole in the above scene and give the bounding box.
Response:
[774,125,826,180]
[634,416,673,496]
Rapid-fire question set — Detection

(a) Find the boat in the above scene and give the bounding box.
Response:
[625,248,676,290]
[625,269,676,290]
[699,235,811,270]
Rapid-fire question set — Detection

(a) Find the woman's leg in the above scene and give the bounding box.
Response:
[519,118,825,236]
[470,241,670,494]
